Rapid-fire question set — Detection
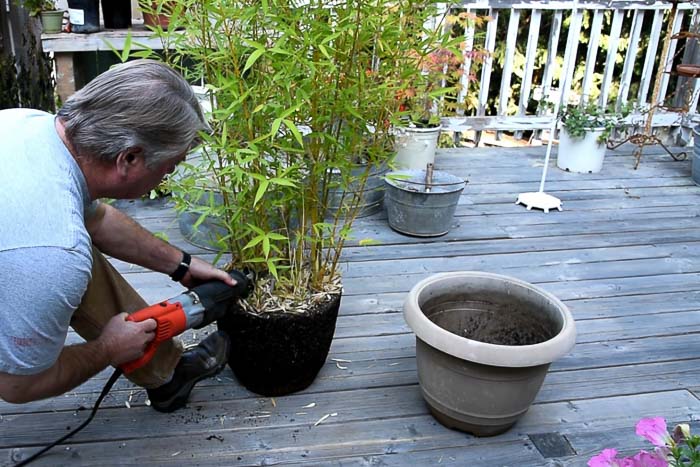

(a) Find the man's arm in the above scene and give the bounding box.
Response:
[86,203,234,287]
[0,313,156,403]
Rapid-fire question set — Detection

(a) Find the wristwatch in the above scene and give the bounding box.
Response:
[170,251,191,282]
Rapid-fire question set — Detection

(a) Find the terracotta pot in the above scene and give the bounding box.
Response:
[218,293,340,396]
[404,272,576,436]
[142,1,179,30]
[677,64,700,78]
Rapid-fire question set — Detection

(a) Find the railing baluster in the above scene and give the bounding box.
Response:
[540,10,563,111]
[581,10,604,104]
[477,8,499,117]
[599,9,624,109]
[618,9,645,110]
[497,8,521,119]
[659,9,685,105]
[515,9,541,139]
[559,6,583,106]
[457,8,476,115]
[638,9,664,106]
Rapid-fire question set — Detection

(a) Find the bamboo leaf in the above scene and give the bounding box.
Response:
[284,119,304,147]
[242,236,264,250]
[121,32,132,62]
[254,179,269,206]
[243,48,265,72]
[271,118,283,138]
[269,177,296,187]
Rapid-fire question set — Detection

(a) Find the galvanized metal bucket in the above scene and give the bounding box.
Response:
[326,162,389,218]
[692,125,700,185]
[384,169,466,237]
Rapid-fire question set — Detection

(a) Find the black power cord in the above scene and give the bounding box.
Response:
[14,368,123,466]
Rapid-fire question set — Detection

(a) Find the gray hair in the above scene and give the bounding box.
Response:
[57,59,210,168]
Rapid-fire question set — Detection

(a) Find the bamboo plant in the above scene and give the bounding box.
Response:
[153,0,454,312]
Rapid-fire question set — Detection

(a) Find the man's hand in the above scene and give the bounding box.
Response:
[180,257,237,288]
[0,314,157,404]
[97,313,156,367]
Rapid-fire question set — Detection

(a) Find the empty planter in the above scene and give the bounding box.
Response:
[384,168,466,237]
[404,271,577,436]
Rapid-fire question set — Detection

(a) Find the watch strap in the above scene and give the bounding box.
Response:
[170,251,191,282]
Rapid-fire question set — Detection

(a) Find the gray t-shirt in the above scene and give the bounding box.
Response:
[0,109,96,375]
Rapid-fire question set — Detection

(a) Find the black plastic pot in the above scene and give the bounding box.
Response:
[67,0,99,33]
[218,293,341,396]
[101,0,131,29]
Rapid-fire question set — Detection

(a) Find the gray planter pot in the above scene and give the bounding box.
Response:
[403,272,577,436]
[326,162,388,218]
[384,169,466,237]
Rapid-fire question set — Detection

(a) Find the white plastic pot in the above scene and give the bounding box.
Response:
[394,125,441,170]
[557,128,607,173]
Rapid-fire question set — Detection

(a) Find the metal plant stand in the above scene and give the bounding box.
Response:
[608,0,693,169]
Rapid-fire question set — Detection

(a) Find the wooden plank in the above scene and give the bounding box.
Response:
[41,23,166,53]
[559,7,583,106]
[1,414,538,466]
[638,9,664,104]
[4,389,697,466]
[565,421,700,463]
[498,8,521,117]
[581,10,604,102]
[477,9,499,117]
[457,8,476,112]
[658,10,686,105]
[599,10,624,108]
[517,10,541,119]
[539,10,563,110]
[455,1,695,11]
[618,9,645,108]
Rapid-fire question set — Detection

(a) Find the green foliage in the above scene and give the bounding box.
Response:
[0,33,55,111]
[154,0,446,310]
[397,12,489,127]
[559,102,630,143]
[17,0,55,16]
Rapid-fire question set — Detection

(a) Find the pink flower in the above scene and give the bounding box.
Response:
[636,418,670,447]
[589,448,621,466]
[628,450,668,467]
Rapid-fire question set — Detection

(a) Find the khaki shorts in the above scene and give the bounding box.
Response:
[70,247,183,389]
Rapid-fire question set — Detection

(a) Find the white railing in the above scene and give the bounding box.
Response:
[441,0,700,137]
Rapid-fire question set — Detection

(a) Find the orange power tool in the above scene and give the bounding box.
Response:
[121,269,253,373]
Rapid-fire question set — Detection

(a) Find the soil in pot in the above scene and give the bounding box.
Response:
[218,293,340,396]
[426,297,557,346]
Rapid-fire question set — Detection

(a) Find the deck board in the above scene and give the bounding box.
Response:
[3,145,700,466]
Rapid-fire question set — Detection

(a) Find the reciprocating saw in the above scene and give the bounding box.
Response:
[121,269,254,373]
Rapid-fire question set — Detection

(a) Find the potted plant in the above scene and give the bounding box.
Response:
[20,0,64,34]
[393,48,456,170]
[139,0,183,31]
[154,0,440,396]
[404,271,577,436]
[556,102,626,174]
[393,12,489,170]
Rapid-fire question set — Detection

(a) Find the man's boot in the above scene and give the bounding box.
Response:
[147,330,230,412]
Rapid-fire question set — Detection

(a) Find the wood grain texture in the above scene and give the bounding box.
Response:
[3,145,700,466]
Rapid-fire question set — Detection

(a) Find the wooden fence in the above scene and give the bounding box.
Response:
[440,0,700,138]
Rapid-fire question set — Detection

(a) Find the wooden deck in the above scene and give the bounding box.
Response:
[3,144,700,466]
